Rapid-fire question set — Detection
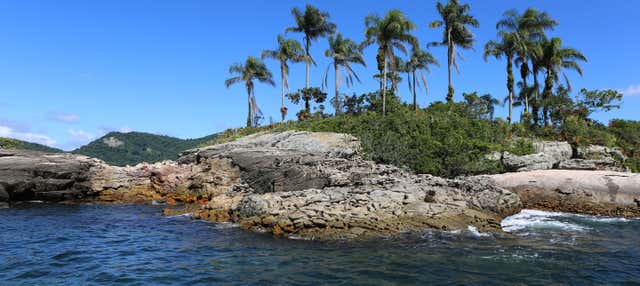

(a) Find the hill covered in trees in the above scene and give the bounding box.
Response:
[0,137,64,153]
[72,132,217,166]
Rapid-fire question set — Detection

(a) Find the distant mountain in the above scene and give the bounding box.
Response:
[0,137,64,153]
[72,131,218,166]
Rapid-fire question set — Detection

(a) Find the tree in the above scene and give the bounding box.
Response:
[498,8,557,120]
[363,10,419,115]
[286,5,336,89]
[463,92,501,120]
[484,31,518,123]
[286,87,327,120]
[405,49,439,111]
[429,0,479,102]
[261,35,306,121]
[322,33,366,115]
[224,57,275,128]
[539,37,587,126]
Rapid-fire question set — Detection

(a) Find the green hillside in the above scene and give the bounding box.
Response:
[0,137,64,153]
[72,131,217,166]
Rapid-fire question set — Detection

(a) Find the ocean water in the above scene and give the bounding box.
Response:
[0,203,639,285]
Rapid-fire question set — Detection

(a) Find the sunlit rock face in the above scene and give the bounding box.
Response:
[0,131,522,239]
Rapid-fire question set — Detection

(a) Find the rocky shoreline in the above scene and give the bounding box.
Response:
[1,131,638,239]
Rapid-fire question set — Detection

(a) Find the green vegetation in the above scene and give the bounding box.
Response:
[72,132,217,166]
[0,137,64,153]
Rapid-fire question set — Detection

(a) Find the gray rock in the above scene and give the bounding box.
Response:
[557,159,597,170]
[188,131,522,239]
[575,145,629,172]
[0,149,97,202]
[502,141,572,172]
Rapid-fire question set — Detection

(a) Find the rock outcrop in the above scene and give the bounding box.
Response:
[498,140,628,172]
[478,170,640,217]
[0,149,98,203]
[180,131,521,239]
[0,131,522,239]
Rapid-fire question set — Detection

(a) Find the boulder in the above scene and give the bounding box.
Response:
[502,141,572,172]
[575,145,628,172]
[478,170,640,217]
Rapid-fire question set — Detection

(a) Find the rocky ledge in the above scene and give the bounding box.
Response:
[477,170,640,217]
[3,131,638,239]
[0,131,521,239]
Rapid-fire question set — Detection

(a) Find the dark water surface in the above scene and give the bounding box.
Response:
[1,203,639,285]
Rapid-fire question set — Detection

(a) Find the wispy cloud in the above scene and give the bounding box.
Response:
[619,84,640,97]
[47,112,80,123]
[0,125,57,147]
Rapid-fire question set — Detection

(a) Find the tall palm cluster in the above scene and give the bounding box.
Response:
[484,8,587,125]
[224,2,586,128]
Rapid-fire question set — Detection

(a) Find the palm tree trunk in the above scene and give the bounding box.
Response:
[382,56,388,115]
[542,69,554,127]
[246,85,252,128]
[280,63,286,122]
[520,62,529,114]
[446,28,454,103]
[305,36,310,89]
[412,70,417,111]
[532,67,540,125]
[334,62,340,116]
[507,56,514,124]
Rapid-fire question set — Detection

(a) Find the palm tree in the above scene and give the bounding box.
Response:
[539,37,587,126]
[261,35,306,121]
[498,8,557,119]
[405,49,439,111]
[429,0,479,102]
[363,10,419,115]
[322,33,366,115]
[484,31,518,123]
[286,5,336,89]
[224,57,275,128]
[481,94,502,120]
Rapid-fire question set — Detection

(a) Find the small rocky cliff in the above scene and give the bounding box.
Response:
[1,131,639,239]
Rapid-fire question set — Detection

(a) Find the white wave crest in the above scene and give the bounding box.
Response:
[501,209,588,233]
[467,225,490,237]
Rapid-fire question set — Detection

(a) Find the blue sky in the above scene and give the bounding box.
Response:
[0,0,638,150]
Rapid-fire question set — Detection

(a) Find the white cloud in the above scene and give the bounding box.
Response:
[619,84,640,97]
[47,112,80,123]
[68,129,95,141]
[0,125,57,147]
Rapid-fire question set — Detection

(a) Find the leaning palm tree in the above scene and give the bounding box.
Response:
[224,57,275,128]
[405,49,439,111]
[362,10,419,115]
[429,0,479,102]
[261,35,306,121]
[484,31,518,123]
[322,33,366,115]
[286,5,336,89]
[539,37,587,126]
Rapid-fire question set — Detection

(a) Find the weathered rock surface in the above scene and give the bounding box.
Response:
[0,131,522,239]
[0,149,97,203]
[499,140,628,172]
[183,131,521,239]
[502,141,572,172]
[478,170,640,217]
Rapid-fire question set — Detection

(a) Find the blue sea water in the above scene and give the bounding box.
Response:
[0,203,639,285]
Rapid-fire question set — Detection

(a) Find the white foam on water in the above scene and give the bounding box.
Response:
[501,209,588,233]
[467,225,490,237]
[211,222,240,229]
[166,213,192,218]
